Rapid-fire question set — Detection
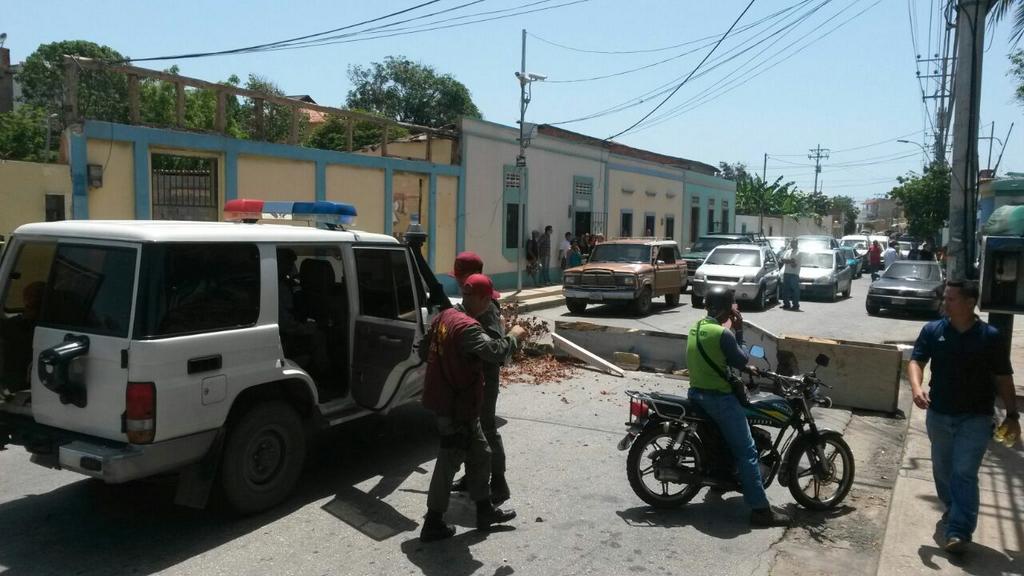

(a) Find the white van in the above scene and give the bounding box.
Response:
[0,200,447,513]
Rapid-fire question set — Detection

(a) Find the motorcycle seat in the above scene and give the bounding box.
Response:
[648,392,708,419]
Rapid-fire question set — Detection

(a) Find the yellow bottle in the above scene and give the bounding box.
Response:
[995,424,1019,447]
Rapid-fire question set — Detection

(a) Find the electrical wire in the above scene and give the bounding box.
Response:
[604,0,758,141]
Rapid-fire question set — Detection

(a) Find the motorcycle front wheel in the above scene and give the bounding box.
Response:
[786,432,855,510]
[626,426,704,508]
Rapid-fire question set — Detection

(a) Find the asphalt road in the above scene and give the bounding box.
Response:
[0,274,915,576]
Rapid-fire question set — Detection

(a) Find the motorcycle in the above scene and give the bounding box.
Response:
[618,346,854,511]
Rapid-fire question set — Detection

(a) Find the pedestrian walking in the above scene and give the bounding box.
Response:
[883,241,899,271]
[525,231,540,287]
[447,252,515,505]
[418,273,526,542]
[539,226,553,285]
[867,240,883,281]
[907,280,1020,555]
[559,232,572,270]
[779,239,802,311]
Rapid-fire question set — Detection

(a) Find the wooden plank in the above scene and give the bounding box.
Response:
[254,98,265,140]
[214,90,226,134]
[381,124,389,157]
[552,333,625,377]
[426,132,433,162]
[346,117,354,151]
[127,74,140,124]
[289,106,299,144]
[63,57,79,124]
[175,82,185,128]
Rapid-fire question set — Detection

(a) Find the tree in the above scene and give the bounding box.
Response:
[18,40,129,131]
[829,195,860,235]
[718,161,749,182]
[305,112,409,151]
[346,56,480,127]
[0,105,48,161]
[887,163,950,241]
[1010,50,1024,106]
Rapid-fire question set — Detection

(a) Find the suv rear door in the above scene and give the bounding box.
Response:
[16,240,139,440]
[350,246,423,410]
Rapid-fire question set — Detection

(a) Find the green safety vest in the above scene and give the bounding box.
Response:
[687,318,731,393]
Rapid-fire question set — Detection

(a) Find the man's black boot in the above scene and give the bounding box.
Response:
[750,505,791,528]
[490,474,511,505]
[420,510,456,542]
[451,475,468,492]
[476,500,516,530]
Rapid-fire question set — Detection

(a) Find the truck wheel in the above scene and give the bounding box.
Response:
[691,293,704,308]
[665,291,681,307]
[220,401,307,515]
[566,298,588,314]
[632,287,653,316]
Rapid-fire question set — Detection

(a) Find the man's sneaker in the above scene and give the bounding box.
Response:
[750,505,792,527]
[490,474,511,505]
[782,304,791,310]
[420,513,456,543]
[943,536,967,555]
[450,475,468,492]
[477,501,517,530]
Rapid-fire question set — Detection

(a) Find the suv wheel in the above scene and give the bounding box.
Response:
[665,291,681,307]
[221,401,307,514]
[566,298,588,314]
[691,293,704,308]
[829,282,839,302]
[632,287,653,316]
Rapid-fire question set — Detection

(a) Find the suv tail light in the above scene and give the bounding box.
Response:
[126,382,156,444]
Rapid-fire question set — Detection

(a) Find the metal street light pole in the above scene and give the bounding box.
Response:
[896,139,931,167]
[514,29,545,292]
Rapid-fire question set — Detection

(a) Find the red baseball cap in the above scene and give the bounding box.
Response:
[451,251,484,278]
[462,273,501,300]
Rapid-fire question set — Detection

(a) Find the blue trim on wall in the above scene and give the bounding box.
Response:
[384,167,394,235]
[133,140,150,219]
[69,131,89,219]
[224,151,238,201]
[456,134,467,253]
[82,121,461,176]
[315,160,326,201]
[428,172,437,268]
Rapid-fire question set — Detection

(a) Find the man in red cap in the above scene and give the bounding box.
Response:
[418,273,526,542]
[449,252,513,506]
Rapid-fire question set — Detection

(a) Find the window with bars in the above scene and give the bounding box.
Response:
[502,166,526,260]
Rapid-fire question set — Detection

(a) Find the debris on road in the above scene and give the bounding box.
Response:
[611,351,641,371]
[551,333,625,377]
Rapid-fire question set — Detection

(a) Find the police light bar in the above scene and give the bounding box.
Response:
[224,199,357,228]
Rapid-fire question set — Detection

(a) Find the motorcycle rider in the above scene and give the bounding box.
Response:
[686,286,792,527]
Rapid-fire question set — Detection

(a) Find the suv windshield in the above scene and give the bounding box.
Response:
[840,239,866,250]
[884,263,941,281]
[706,248,760,267]
[588,244,650,264]
[690,238,738,253]
[800,252,835,268]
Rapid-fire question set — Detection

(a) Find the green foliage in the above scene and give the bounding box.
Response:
[346,56,480,127]
[305,112,409,151]
[236,75,305,142]
[18,40,128,129]
[887,163,950,241]
[829,195,860,235]
[0,105,49,161]
[718,162,749,182]
[735,174,800,216]
[1011,50,1024,106]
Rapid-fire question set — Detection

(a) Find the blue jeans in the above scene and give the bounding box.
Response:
[688,388,770,510]
[926,409,993,541]
[782,273,801,308]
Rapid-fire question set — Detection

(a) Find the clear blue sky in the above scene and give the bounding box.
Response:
[6,0,1023,202]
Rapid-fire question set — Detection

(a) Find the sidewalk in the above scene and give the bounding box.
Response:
[877,377,1024,574]
[497,284,564,313]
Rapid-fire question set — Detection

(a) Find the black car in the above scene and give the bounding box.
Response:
[866,261,945,316]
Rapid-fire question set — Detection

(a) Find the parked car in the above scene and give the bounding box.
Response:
[680,233,761,285]
[865,261,945,316]
[840,234,870,267]
[691,244,781,310]
[0,200,448,514]
[796,235,840,251]
[798,249,853,301]
[562,239,686,316]
[840,247,863,279]
[765,236,790,259]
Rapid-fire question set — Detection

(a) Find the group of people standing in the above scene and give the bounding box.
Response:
[866,238,936,281]
[524,227,604,287]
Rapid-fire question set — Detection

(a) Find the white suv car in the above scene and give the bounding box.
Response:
[690,244,781,310]
[0,201,446,513]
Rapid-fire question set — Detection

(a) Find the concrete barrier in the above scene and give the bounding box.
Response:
[554,321,685,373]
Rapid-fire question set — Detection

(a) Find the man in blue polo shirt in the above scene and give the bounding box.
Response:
[908,280,1020,555]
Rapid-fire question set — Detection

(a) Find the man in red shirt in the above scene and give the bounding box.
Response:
[418,274,526,542]
[867,240,883,281]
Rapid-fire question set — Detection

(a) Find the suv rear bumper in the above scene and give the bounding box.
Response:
[59,429,219,483]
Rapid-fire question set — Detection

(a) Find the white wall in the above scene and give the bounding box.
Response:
[735,214,834,237]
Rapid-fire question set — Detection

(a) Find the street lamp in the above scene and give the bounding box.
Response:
[514,29,545,292]
[896,139,931,166]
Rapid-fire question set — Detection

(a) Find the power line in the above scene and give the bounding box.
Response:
[128,0,445,62]
[605,0,758,141]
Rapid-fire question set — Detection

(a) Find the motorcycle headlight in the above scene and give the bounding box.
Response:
[564,274,579,285]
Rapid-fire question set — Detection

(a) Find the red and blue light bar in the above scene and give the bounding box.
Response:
[224,199,357,228]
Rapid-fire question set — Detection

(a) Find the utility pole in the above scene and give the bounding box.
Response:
[947,0,987,283]
[514,29,545,292]
[808,144,829,195]
[760,153,767,234]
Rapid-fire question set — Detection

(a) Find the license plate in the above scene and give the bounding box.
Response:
[591,293,604,301]
[891,297,906,305]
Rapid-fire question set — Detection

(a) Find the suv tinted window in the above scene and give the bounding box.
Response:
[354,248,417,322]
[39,245,137,338]
[2,241,56,313]
[136,243,260,338]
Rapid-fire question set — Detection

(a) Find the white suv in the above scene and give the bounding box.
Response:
[0,202,445,513]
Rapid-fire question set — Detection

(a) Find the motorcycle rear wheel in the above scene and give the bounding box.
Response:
[626,426,704,508]
[786,432,855,510]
